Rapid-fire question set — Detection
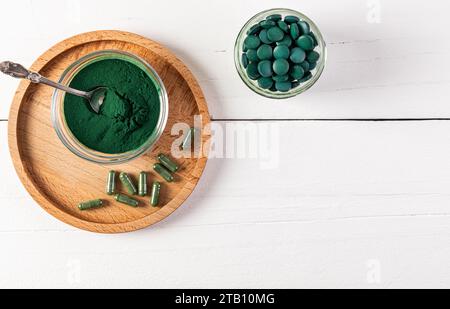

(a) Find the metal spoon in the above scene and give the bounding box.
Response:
[0,61,106,113]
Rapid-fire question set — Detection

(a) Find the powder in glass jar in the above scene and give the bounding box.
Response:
[63,59,161,154]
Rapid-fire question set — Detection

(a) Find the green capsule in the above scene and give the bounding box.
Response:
[181,128,193,150]
[153,163,174,182]
[78,199,103,211]
[106,170,116,195]
[119,172,137,195]
[138,172,148,196]
[158,153,179,173]
[180,127,196,150]
[151,182,161,207]
[115,194,139,207]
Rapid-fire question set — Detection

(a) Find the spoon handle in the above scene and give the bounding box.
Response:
[0,61,90,99]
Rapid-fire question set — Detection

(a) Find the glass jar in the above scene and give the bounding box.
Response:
[234,8,327,99]
[51,50,169,164]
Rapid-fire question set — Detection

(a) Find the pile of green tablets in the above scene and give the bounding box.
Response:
[241,14,320,92]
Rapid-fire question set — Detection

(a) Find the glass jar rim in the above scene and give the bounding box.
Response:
[51,49,169,165]
[234,8,327,99]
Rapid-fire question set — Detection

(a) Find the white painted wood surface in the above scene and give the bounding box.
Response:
[2,120,450,288]
[1,0,450,120]
[1,0,450,288]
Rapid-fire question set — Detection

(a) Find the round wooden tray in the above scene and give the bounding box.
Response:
[8,30,211,233]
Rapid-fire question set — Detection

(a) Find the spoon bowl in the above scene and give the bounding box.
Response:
[87,87,108,113]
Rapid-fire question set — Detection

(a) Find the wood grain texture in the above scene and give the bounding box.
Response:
[8,30,211,233]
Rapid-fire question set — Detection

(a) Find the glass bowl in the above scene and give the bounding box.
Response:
[234,8,327,99]
[51,50,168,165]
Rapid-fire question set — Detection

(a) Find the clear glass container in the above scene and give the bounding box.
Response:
[234,8,327,99]
[51,50,168,165]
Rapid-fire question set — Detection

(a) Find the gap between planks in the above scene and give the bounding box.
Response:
[211,118,450,122]
[1,212,450,234]
[4,118,450,123]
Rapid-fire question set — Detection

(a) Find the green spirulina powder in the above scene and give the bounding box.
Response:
[64,59,161,154]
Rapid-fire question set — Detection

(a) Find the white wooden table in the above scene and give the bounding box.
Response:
[1,0,449,288]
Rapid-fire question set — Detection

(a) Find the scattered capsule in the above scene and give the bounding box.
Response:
[78,199,103,211]
[119,172,137,195]
[151,182,161,207]
[158,153,179,173]
[115,193,139,207]
[180,127,196,151]
[106,170,116,195]
[153,163,174,182]
[138,172,148,196]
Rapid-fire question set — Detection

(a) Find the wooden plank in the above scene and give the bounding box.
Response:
[1,121,450,287]
[0,217,449,288]
[1,0,450,120]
